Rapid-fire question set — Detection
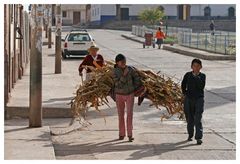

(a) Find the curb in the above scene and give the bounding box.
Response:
[121,34,144,44]
[121,34,236,61]
[162,45,236,61]
[6,106,72,119]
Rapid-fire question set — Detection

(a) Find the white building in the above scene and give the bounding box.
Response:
[90,4,236,25]
[61,5,87,25]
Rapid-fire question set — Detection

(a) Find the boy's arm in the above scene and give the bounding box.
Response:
[181,73,188,95]
[195,74,206,90]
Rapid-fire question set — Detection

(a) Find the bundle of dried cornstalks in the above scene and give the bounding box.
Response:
[70,60,184,123]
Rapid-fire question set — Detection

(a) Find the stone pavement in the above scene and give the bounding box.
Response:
[121,33,236,60]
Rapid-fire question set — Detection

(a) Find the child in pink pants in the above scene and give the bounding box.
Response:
[116,93,134,139]
[113,54,142,142]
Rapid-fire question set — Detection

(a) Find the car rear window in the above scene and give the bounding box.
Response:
[68,33,91,42]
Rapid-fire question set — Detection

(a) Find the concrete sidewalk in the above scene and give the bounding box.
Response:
[121,33,235,61]
[6,34,80,118]
[4,119,55,160]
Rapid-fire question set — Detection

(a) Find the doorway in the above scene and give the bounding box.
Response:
[120,8,129,20]
[73,12,80,25]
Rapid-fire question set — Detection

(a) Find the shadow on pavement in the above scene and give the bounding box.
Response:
[53,139,196,160]
[4,127,30,133]
[43,97,75,104]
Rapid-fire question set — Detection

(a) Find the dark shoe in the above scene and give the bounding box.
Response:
[187,137,193,141]
[197,139,202,145]
[128,136,134,142]
[119,136,124,140]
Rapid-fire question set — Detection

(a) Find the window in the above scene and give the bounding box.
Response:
[204,6,211,17]
[68,33,91,42]
[62,11,67,17]
[228,7,235,17]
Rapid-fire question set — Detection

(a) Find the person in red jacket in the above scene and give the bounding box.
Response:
[78,46,104,81]
[155,27,166,49]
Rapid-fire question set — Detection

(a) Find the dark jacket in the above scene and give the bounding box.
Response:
[78,54,104,73]
[210,23,215,31]
[181,71,206,99]
[113,66,142,95]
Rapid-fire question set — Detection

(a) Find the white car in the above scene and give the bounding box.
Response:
[61,30,96,59]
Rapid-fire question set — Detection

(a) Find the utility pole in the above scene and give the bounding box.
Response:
[44,5,48,38]
[29,4,43,127]
[55,4,61,74]
[48,5,52,48]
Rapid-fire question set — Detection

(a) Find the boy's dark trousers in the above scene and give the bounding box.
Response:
[184,96,204,140]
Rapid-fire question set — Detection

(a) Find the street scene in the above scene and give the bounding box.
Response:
[4,4,236,160]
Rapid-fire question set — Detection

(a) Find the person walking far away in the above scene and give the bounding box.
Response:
[210,20,215,36]
[155,27,166,49]
[181,59,206,145]
[113,54,142,142]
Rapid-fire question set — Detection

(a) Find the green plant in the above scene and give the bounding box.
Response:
[139,7,165,25]
[163,36,178,44]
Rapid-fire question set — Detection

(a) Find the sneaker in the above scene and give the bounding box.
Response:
[197,139,203,145]
[128,136,134,142]
[119,136,124,140]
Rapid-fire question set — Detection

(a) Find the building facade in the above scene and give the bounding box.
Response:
[4,4,30,106]
[89,4,236,25]
[61,4,87,25]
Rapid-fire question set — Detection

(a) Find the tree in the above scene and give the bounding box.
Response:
[139,7,165,25]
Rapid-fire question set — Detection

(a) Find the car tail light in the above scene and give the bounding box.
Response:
[64,42,68,48]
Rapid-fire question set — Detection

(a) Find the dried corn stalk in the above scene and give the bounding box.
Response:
[70,60,184,123]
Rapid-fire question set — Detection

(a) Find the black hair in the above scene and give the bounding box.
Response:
[158,27,161,31]
[191,58,202,66]
[115,54,126,63]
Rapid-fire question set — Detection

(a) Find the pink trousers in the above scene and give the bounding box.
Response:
[116,93,134,137]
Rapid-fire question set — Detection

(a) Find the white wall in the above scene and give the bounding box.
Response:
[61,4,85,10]
[101,4,116,15]
[89,4,235,22]
[119,4,177,16]
[121,4,155,16]
[162,4,177,16]
[91,4,101,21]
[61,5,87,24]
[80,10,86,23]
[190,4,202,16]
[191,4,236,16]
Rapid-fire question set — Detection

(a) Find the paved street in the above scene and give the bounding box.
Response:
[5,29,236,159]
[52,29,236,159]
